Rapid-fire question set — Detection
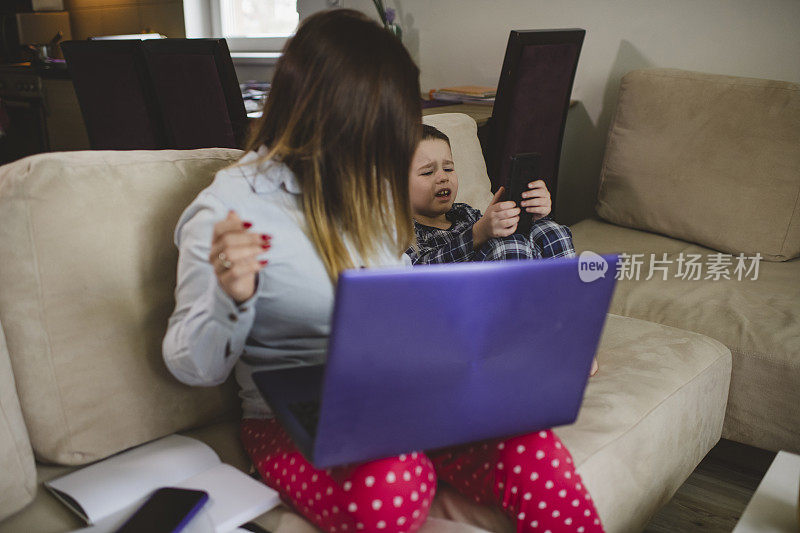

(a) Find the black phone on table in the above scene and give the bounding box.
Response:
[114,487,209,533]
[505,152,542,235]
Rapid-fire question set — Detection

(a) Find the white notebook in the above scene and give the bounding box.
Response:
[45,434,280,533]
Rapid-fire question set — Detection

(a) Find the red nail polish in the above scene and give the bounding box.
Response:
[261,234,271,241]
[261,244,270,250]
[242,222,253,229]
[259,259,268,266]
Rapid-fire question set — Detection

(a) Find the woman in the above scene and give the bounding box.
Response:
[164,9,602,533]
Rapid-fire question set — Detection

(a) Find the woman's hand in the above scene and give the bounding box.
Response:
[520,180,552,221]
[473,187,521,249]
[210,210,271,304]
[590,358,599,377]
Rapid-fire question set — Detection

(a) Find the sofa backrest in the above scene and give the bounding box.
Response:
[0,149,243,465]
[596,69,800,261]
[0,113,491,467]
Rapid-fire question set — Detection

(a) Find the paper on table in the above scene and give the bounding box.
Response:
[732,450,800,532]
[47,435,221,525]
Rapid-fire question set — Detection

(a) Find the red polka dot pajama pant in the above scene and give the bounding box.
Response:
[242,418,436,532]
[241,418,603,533]
[428,430,603,533]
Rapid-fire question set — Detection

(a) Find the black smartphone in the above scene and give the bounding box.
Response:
[505,152,542,235]
[114,487,209,533]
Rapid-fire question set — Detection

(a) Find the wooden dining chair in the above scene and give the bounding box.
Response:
[61,40,167,150]
[482,29,585,216]
[141,39,248,150]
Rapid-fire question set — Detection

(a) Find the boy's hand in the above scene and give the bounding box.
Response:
[520,180,552,221]
[473,187,520,249]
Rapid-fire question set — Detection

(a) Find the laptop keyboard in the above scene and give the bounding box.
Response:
[288,400,321,437]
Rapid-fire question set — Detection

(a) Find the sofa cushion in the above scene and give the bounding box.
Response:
[4,312,731,533]
[429,314,731,532]
[423,113,494,213]
[0,321,36,520]
[0,421,475,533]
[596,68,800,261]
[571,217,800,452]
[0,149,244,465]
[0,420,283,533]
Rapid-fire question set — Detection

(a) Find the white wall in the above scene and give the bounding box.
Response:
[345,0,800,223]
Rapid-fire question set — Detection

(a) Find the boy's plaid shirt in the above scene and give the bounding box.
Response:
[406,203,575,265]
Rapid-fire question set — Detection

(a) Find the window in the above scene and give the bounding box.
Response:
[212,0,296,53]
[218,0,298,37]
[185,0,335,55]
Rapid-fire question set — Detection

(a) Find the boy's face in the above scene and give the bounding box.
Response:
[409,139,459,220]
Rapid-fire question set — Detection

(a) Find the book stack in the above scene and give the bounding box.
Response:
[428,85,496,105]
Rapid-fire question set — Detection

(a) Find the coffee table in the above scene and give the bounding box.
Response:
[733,450,800,532]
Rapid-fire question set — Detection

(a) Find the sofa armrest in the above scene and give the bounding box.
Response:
[0,320,36,520]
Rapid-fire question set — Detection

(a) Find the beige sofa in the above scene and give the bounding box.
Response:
[570,69,800,455]
[0,113,732,532]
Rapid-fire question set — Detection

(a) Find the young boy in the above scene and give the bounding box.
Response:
[407,125,597,376]
[406,124,575,265]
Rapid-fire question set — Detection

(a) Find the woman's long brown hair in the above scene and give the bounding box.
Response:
[246,9,421,283]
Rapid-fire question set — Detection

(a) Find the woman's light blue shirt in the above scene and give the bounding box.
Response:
[163,149,410,418]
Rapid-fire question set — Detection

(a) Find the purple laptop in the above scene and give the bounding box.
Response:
[252,255,618,468]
